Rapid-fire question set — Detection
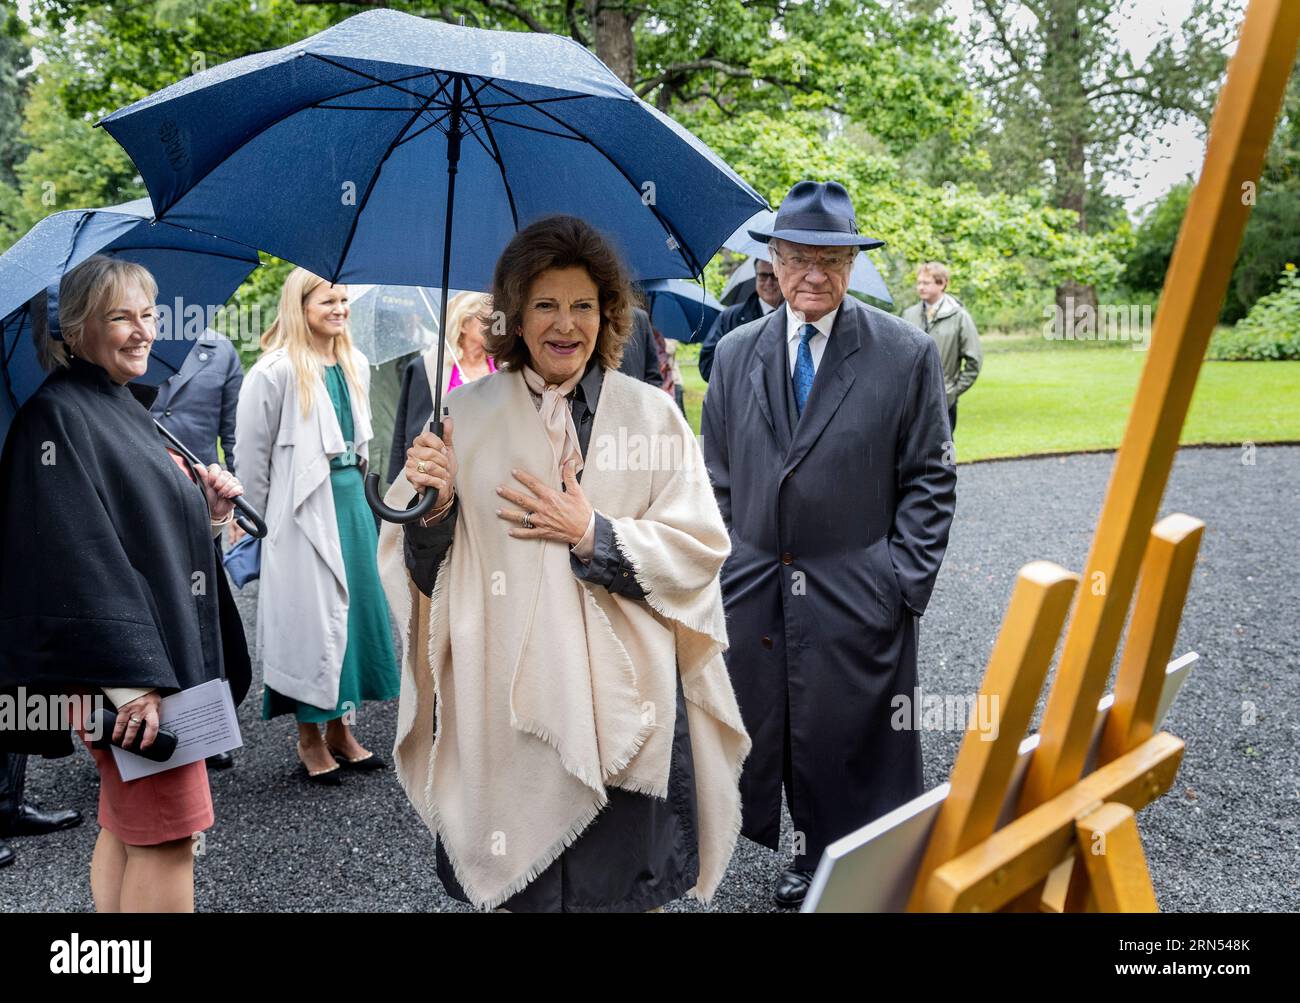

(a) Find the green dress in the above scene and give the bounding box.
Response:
[263,364,401,723]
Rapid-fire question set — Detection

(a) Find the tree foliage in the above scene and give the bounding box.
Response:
[959,0,1239,231]
[1123,56,1300,322]
[0,0,33,188]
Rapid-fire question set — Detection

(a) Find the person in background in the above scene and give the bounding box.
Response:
[901,262,983,432]
[698,257,783,383]
[387,291,495,487]
[368,350,417,502]
[236,268,399,785]
[150,327,246,771]
[0,753,82,870]
[618,307,665,387]
[650,326,687,417]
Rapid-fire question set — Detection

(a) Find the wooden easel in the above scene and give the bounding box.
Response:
[907,0,1300,913]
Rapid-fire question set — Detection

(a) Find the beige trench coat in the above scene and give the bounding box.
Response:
[235,346,373,710]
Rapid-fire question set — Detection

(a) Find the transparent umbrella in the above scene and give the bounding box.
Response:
[346,283,451,366]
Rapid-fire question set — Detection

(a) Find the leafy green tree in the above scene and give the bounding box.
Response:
[3,0,1124,333]
[688,108,1124,318]
[1123,57,1300,321]
[960,0,1241,317]
[0,0,32,188]
[0,70,143,244]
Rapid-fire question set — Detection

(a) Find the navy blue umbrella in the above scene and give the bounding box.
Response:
[100,9,766,521]
[0,198,267,535]
[0,197,259,449]
[639,279,723,344]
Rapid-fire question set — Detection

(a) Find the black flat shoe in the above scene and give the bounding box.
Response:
[0,838,14,869]
[773,867,815,909]
[0,803,83,838]
[206,751,235,770]
[327,744,388,772]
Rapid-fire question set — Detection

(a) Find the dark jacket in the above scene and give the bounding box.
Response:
[402,361,698,912]
[702,296,955,866]
[388,353,434,486]
[618,308,665,388]
[699,291,775,383]
[149,330,243,472]
[0,357,250,755]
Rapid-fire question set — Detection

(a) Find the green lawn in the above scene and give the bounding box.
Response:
[676,336,1300,461]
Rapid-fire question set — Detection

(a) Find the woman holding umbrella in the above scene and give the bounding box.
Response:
[0,255,247,911]
[378,216,750,912]
[236,268,399,783]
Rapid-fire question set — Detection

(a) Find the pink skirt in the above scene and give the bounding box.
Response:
[82,734,214,846]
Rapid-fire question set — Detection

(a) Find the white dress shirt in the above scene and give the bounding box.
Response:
[785,302,840,377]
[759,296,779,316]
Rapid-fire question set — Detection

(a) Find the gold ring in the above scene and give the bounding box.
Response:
[416,461,428,474]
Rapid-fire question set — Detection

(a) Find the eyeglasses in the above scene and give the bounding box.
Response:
[755,271,780,283]
[770,249,855,273]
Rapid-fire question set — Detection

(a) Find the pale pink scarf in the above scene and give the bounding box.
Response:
[520,364,584,478]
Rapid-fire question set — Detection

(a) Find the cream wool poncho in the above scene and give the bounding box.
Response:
[378,366,750,910]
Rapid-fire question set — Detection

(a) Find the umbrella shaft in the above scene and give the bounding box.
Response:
[430,75,464,438]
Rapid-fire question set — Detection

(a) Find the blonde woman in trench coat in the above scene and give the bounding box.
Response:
[236,269,400,784]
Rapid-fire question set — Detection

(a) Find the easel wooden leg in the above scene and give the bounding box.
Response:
[1074,803,1159,912]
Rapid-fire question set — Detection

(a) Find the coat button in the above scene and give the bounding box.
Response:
[164,409,172,417]
[199,352,209,361]
[761,635,773,649]
[781,552,794,565]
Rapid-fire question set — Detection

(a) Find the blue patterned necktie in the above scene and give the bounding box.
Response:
[792,323,818,416]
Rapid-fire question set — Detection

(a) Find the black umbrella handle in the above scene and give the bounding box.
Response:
[365,417,444,524]
[153,419,267,539]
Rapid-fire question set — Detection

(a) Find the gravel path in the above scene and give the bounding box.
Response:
[3,445,1296,912]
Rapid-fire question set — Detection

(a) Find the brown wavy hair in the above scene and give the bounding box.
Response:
[486,215,635,373]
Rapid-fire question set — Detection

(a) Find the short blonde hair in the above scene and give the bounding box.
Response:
[917,261,950,287]
[443,290,494,360]
[34,255,158,372]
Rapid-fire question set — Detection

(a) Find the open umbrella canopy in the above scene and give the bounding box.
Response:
[0,198,260,449]
[720,209,894,306]
[639,278,723,344]
[99,8,768,289]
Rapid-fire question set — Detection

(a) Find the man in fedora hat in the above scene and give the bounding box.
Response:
[702,180,956,908]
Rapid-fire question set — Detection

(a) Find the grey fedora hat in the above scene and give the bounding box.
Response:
[748,180,884,249]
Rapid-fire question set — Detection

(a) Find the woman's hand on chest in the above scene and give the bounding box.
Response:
[496,459,592,546]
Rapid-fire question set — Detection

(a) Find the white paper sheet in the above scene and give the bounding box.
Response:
[111,678,242,782]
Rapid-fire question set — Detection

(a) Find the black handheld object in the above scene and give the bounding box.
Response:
[364,417,444,525]
[88,708,179,763]
[153,419,268,539]
[369,79,464,526]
